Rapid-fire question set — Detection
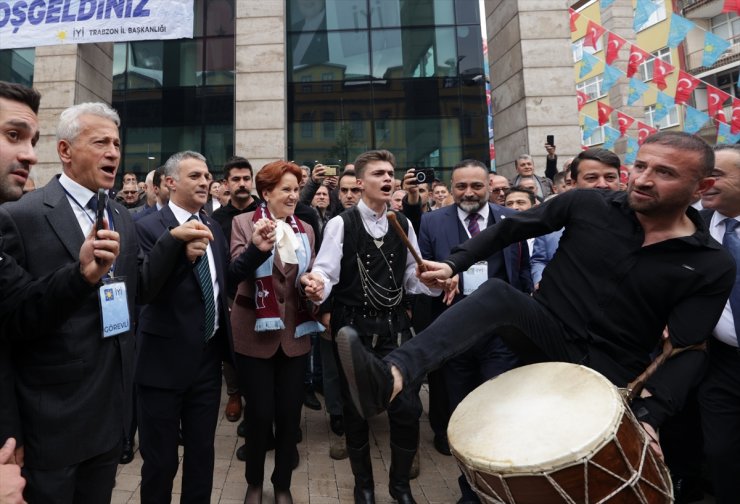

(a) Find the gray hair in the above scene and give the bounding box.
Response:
[56,102,120,142]
[516,154,532,166]
[162,151,207,180]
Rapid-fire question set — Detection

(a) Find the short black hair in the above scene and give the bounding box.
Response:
[223,156,253,178]
[153,166,165,188]
[641,131,714,178]
[570,147,620,181]
[0,81,41,114]
[452,159,488,176]
[506,186,536,205]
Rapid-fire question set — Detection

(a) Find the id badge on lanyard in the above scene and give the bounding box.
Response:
[98,276,130,338]
[462,261,487,296]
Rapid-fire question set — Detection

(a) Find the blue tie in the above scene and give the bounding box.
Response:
[189,215,216,341]
[723,218,740,338]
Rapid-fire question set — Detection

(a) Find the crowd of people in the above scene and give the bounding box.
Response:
[0,78,739,504]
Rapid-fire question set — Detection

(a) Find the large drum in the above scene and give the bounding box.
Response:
[447,362,673,503]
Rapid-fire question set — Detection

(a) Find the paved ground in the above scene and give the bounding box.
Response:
[113,384,717,503]
[113,384,462,504]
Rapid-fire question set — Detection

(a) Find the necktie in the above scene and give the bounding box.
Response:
[189,215,216,341]
[723,218,740,338]
[467,212,481,237]
[87,195,98,212]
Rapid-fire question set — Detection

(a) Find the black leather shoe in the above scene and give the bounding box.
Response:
[236,442,247,461]
[433,434,451,456]
[237,420,247,438]
[304,389,322,410]
[336,326,393,419]
[119,440,134,464]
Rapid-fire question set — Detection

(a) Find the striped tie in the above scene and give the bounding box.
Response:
[467,212,481,237]
[189,215,216,341]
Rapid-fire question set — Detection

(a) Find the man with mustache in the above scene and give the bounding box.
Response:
[336,132,735,461]
[417,159,532,504]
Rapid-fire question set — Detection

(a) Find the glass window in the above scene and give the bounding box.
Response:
[371,0,455,28]
[639,47,671,82]
[576,75,605,101]
[455,0,481,25]
[644,104,679,129]
[374,117,461,168]
[288,0,367,31]
[205,0,235,36]
[572,37,603,63]
[204,37,235,86]
[456,25,485,80]
[0,48,35,86]
[371,28,457,79]
[289,118,373,167]
[711,13,740,45]
[289,31,370,81]
[635,0,666,32]
[582,125,605,147]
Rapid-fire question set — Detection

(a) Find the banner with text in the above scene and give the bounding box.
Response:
[0,0,194,50]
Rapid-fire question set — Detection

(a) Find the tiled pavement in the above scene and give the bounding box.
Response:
[113,384,716,504]
[113,384,462,504]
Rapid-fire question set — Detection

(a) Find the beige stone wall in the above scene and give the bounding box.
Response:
[234,0,287,172]
[485,0,581,179]
[31,43,113,186]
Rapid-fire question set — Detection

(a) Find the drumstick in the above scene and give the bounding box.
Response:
[625,338,706,402]
[387,211,424,267]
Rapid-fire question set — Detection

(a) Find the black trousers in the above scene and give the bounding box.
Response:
[385,279,586,389]
[22,441,121,504]
[699,338,740,504]
[236,348,307,489]
[137,342,222,504]
[334,306,422,452]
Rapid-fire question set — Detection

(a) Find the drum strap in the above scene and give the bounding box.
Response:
[624,339,707,402]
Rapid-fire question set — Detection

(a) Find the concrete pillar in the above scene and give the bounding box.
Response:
[31,43,113,186]
[601,0,642,158]
[234,0,287,171]
[484,0,581,179]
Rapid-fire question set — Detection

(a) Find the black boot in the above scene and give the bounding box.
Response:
[389,443,417,504]
[348,443,375,504]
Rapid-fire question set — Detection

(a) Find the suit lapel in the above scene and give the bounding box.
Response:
[43,177,85,260]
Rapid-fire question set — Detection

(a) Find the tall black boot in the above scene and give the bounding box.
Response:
[389,443,417,504]
[347,443,375,504]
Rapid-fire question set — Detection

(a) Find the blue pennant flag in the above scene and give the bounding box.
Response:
[601,64,624,94]
[703,31,731,68]
[627,77,650,106]
[603,125,621,149]
[583,115,600,140]
[580,51,599,79]
[634,0,659,32]
[667,13,695,48]
[684,105,710,134]
[652,92,676,123]
[717,121,740,144]
[600,0,616,8]
[624,137,639,165]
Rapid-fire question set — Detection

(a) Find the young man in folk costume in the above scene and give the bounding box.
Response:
[304,150,442,504]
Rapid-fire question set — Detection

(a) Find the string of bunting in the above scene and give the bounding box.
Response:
[570,0,740,144]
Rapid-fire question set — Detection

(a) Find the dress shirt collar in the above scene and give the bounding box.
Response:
[168,201,198,226]
[357,199,386,222]
[456,202,490,224]
[59,172,96,207]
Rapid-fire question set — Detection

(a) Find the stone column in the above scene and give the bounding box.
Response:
[234,0,287,171]
[601,0,642,158]
[31,43,113,186]
[484,0,581,179]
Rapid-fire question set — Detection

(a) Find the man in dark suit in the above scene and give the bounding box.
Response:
[417,159,532,504]
[698,144,740,504]
[133,166,169,222]
[135,150,233,503]
[0,100,210,503]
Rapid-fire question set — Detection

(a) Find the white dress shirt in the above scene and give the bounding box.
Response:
[312,199,440,303]
[456,203,490,238]
[59,173,102,238]
[168,202,221,334]
[709,211,739,347]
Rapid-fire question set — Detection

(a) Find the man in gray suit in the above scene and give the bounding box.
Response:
[0,100,212,503]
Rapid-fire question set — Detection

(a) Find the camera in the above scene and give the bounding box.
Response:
[415,168,435,184]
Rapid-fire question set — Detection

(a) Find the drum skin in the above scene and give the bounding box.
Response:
[447,362,673,503]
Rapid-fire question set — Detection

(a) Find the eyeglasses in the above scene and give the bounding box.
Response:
[491,187,509,193]
[122,191,138,195]
[340,187,362,194]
